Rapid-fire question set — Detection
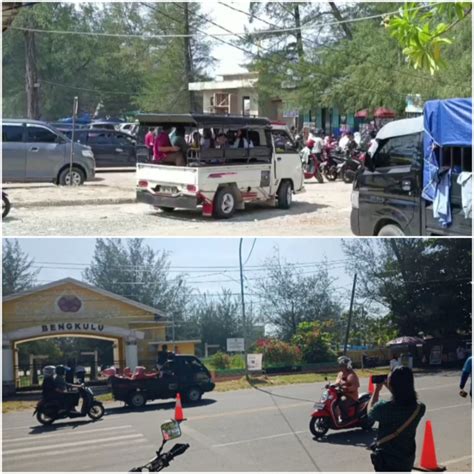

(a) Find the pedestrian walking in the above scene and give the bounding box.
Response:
[367,366,426,471]
[459,355,471,399]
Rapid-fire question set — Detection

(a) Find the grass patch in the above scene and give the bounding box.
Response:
[214,367,390,392]
[2,400,37,414]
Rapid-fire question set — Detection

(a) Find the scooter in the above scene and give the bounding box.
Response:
[303,152,324,183]
[130,420,189,472]
[340,150,366,184]
[34,385,105,425]
[2,191,11,218]
[309,383,374,438]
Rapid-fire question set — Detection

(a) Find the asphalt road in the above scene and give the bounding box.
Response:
[2,371,471,472]
[2,172,353,237]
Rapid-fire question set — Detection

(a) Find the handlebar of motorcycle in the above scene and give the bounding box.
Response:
[166,443,190,460]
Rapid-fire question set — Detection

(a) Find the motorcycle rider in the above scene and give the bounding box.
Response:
[334,356,360,422]
[41,365,63,403]
[54,364,82,413]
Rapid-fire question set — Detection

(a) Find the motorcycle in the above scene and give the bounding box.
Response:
[34,385,105,425]
[340,150,366,184]
[2,191,11,218]
[130,420,189,472]
[309,383,374,438]
[300,147,324,183]
[321,145,345,181]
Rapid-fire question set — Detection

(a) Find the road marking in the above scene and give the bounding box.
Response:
[442,455,472,466]
[427,403,471,413]
[212,430,306,448]
[417,383,458,391]
[2,424,133,443]
[190,402,308,421]
[2,438,148,465]
[3,433,144,455]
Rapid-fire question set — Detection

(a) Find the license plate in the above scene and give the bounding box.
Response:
[160,186,176,194]
[313,403,325,410]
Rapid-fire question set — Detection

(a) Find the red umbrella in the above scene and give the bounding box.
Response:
[374,107,396,119]
[355,109,369,119]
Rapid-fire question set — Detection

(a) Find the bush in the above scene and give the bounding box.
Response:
[291,321,336,363]
[208,351,231,370]
[254,338,302,367]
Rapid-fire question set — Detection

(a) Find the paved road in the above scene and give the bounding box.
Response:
[2,372,471,471]
[3,173,353,236]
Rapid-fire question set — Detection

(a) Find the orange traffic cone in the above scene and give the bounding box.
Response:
[368,375,374,394]
[174,393,186,423]
[416,420,446,471]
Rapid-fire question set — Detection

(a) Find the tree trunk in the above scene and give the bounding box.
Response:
[24,29,40,119]
[183,2,195,112]
[328,2,353,40]
[293,4,304,59]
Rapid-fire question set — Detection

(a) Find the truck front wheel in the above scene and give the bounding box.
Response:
[377,224,405,236]
[277,181,292,209]
[213,187,236,219]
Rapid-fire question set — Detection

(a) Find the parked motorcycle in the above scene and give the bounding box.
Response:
[2,191,11,218]
[321,146,345,181]
[130,420,189,472]
[303,153,324,183]
[309,383,374,438]
[340,150,366,184]
[34,385,105,425]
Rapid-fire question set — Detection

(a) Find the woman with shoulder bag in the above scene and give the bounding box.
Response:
[367,366,426,472]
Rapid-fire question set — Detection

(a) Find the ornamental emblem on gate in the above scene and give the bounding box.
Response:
[57,295,82,313]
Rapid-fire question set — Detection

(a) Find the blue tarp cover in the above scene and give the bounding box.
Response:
[422,98,472,202]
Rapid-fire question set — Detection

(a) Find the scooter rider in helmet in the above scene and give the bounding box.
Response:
[54,365,82,413]
[41,365,62,403]
[335,356,360,422]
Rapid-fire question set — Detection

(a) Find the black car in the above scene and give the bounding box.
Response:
[110,355,215,408]
[60,128,137,168]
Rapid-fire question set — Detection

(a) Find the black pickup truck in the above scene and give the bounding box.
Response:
[110,355,215,408]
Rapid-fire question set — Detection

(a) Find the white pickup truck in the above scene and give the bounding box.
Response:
[136,114,304,218]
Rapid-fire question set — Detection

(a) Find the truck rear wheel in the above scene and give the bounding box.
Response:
[277,181,292,209]
[377,224,405,236]
[128,391,146,408]
[213,187,236,219]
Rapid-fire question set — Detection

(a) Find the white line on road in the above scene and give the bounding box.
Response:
[426,403,471,413]
[212,430,306,448]
[442,455,472,466]
[417,383,458,392]
[2,437,148,466]
[3,433,144,455]
[2,424,133,443]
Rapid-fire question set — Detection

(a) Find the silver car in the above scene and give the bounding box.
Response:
[2,119,95,185]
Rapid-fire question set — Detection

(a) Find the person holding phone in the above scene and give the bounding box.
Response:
[367,366,426,471]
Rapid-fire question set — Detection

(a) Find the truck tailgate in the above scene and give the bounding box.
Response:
[136,163,198,187]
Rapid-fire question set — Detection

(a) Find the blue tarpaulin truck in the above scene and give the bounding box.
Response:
[351,98,472,236]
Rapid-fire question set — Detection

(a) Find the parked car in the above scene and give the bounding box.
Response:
[351,98,472,236]
[2,119,95,185]
[60,128,137,168]
[110,355,215,408]
[135,113,305,218]
[118,122,139,136]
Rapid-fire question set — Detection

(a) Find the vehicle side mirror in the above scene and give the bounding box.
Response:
[161,420,182,441]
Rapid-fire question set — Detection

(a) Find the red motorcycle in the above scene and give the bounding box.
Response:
[309,383,374,438]
[303,152,324,183]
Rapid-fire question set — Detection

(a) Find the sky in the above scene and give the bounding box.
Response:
[10,237,359,309]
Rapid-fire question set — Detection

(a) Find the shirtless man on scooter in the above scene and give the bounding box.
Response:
[335,356,360,422]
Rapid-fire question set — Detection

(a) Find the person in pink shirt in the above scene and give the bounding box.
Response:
[153,125,185,166]
[144,127,156,161]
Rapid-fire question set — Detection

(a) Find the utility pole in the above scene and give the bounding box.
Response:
[293,4,304,60]
[343,273,357,355]
[183,2,195,112]
[239,239,247,371]
[69,97,78,186]
[24,28,40,119]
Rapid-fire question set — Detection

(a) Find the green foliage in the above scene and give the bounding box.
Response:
[254,338,302,367]
[342,239,472,337]
[291,321,336,363]
[386,2,472,74]
[2,239,39,296]
[256,253,341,340]
[208,351,232,370]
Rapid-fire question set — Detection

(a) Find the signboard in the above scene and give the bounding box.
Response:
[41,322,104,333]
[247,353,263,371]
[303,122,315,129]
[226,338,245,352]
[283,110,299,118]
[429,345,443,365]
[405,94,423,114]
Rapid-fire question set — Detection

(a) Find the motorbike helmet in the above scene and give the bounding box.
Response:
[337,356,353,370]
[55,364,66,376]
[42,365,56,378]
[306,139,315,149]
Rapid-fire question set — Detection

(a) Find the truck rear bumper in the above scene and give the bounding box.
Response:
[137,190,198,210]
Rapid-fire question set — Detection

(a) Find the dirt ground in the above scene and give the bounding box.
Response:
[3,171,354,237]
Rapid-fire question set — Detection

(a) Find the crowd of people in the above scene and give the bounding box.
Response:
[144,126,256,165]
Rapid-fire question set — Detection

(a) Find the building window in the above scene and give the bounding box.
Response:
[242,96,251,116]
